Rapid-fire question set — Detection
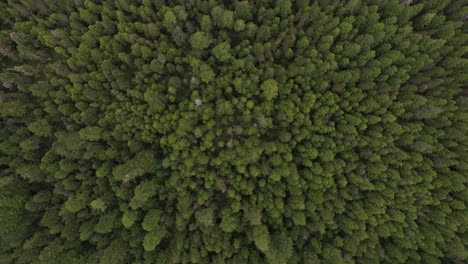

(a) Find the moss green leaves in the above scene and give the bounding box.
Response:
[143,229,166,251]
[261,79,279,101]
[195,208,215,226]
[28,119,52,137]
[142,209,162,232]
[90,198,106,212]
[112,150,155,182]
[121,210,138,229]
[212,42,232,62]
[211,6,234,29]
[78,126,102,141]
[190,32,212,50]
[220,213,239,233]
[253,225,270,252]
[64,195,87,213]
[162,10,177,30]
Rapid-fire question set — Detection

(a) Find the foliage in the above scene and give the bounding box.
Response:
[0,0,466,263]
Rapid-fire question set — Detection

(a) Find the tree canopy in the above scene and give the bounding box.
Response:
[0,0,467,263]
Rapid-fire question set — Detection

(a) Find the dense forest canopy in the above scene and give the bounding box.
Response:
[0,0,467,263]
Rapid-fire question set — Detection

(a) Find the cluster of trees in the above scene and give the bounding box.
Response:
[0,0,467,263]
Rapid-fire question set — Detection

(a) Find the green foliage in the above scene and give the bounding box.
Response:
[90,198,106,212]
[265,232,294,264]
[162,10,177,30]
[27,119,52,137]
[322,244,345,264]
[261,79,279,101]
[78,126,102,141]
[253,225,270,252]
[94,210,118,234]
[190,31,212,50]
[212,42,232,62]
[100,239,128,264]
[220,213,239,233]
[195,208,215,226]
[142,209,162,232]
[0,0,466,263]
[212,5,234,29]
[64,195,86,213]
[121,210,138,229]
[129,179,158,209]
[143,229,166,252]
[112,150,156,182]
[0,101,28,118]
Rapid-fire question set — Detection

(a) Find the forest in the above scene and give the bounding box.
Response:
[0,0,467,263]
